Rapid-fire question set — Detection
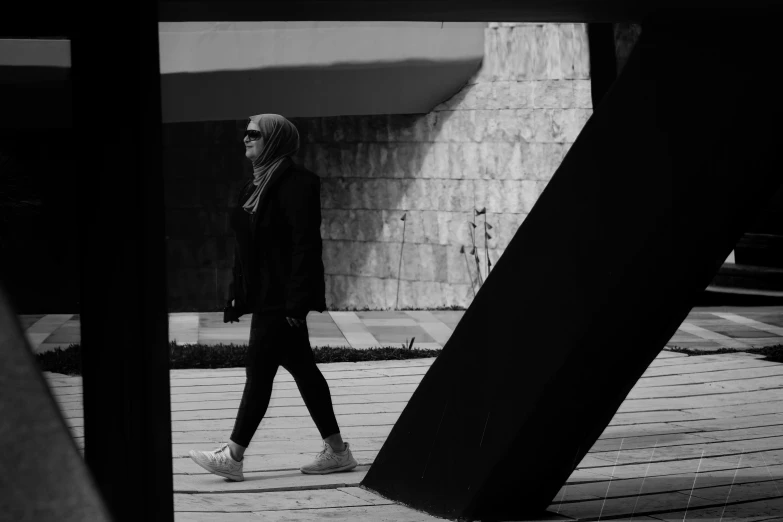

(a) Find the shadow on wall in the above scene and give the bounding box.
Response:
[161,59,482,122]
[160,110,460,312]
[161,23,594,312]
[163,121,250,313]
[290,109,460,311]
[0,130,81,314]
[1,68,80,314]
[160,54,481,312]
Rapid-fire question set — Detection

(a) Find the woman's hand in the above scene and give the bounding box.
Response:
[286,317,306,328]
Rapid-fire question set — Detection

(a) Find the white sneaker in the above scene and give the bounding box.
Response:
[189,443,244,482]
[300,441,358,475]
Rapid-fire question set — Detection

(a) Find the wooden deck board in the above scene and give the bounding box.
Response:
[636,365,783,387]
[167,375,426,395]
[42,351,783,520]
[173,487,389,512]
[173,502,447,521]
[173,467,369,493]
[649,501,783,521]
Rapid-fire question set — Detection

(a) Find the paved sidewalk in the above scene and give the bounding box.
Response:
[21,307,783,354]
[20,310,461,353]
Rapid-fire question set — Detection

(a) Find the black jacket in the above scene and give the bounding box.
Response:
[227,159,327,320]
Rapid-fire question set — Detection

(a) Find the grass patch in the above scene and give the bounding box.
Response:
[36,341,441,376]
[665,344,783,363]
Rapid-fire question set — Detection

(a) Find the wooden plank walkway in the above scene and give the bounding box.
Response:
[44,350,783,521]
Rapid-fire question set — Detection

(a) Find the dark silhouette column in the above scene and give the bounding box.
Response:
[0,282,111,521]
[71,6,174,522]
[586,23,617,108]
[362,19,783,520]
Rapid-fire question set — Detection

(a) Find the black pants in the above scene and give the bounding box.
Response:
[230,313,340,448]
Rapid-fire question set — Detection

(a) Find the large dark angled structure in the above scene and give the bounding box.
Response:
[361,20,783,519]
[3,2,783,521]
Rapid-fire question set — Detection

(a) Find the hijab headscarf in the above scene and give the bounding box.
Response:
[242,114,300,215]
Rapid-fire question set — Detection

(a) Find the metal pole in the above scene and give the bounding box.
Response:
[461,245,477,299]
[395,212,407,309]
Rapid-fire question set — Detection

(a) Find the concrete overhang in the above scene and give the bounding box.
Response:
[0,39,72,128]
[158,22,485,122]
[156,1,783,24]
[1,23,485,124]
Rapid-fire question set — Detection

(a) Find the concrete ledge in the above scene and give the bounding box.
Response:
[158,22,484,121]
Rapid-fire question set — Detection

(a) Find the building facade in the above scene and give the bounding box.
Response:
[162,22,594,311]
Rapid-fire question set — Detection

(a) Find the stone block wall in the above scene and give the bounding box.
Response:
[293,22,593,310]
[162,22,593,311]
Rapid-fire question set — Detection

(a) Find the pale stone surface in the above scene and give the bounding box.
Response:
[319,206,526,307]
[323,179,482,212]
[574,79,594,109]
[306,22,591,308]
[532,80,576,108]
[430,109,585,144]
[324,240,456,284]
[443,211,526,250]
[472,180,549,214]
[552,108,593,143]
[472,24,590,83]
[518,142,569,180]
[419,143,452,178]
[320,210,524,251]
[326,275,397,310]
[561,23,592,80]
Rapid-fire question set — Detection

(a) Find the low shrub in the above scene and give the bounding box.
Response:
[665,344,783,363]
[37,342,441,376]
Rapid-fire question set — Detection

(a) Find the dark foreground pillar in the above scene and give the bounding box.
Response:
[586,23,617,108]
[362,20,783,520]
[0,282,111,521]
[70,6,173,522]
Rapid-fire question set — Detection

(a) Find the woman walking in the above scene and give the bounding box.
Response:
[188,114,357,482]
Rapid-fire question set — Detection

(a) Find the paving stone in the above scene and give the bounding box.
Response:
[18,314,45,330]
[25,314,73,334]
[25,332,51,350]
[718,329,778,338]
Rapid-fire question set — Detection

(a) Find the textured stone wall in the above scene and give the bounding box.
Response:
[293,22,593,310]
[161,22,593,312]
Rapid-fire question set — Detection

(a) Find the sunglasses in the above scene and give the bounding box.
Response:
[244,129,262,141]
